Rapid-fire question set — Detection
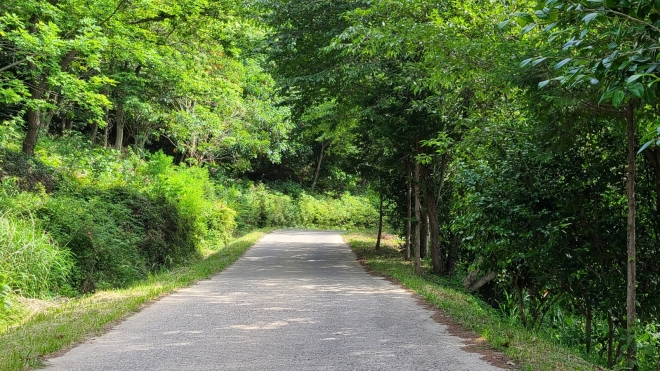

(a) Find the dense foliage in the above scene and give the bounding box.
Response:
[2,0,660,369]
[258,0,660,369]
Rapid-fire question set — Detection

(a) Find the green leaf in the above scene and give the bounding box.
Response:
[554,58,572,69]
[520,58,533,67]
[627,74,643,83]
[538,80,550,88]
[534,10,549,19]
[531,57,548,66]
[638,140,654,154]
[521,23,537,35]
[582,13,599,25]
[612,90,625,107]
[498,19,511,28]
[629,82,644,98]
[511,12,535,25]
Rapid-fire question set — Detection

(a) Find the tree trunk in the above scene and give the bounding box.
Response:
[515,276,527,328]
[42,109,54,134]
[311,140,327,192]
[465,271,497,292]
[448,233,459,275]
[103,122,111,147]
[586,300,592,355]
[414,157,422,275]
[422,164,442,274]
[22,84,44,156]
[420,207,428,259]
[90,122,98,143]
[23,108,40,156]
[405,160,412,261]
[114,102,125,150]
[625,101,637,370]
[375,185,384,250]
[608,313,614,368]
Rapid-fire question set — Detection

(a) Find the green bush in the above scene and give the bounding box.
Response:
[103,187,195,269]
[222,183,296,231]
[0,150,56,192]
[39,196,146,292]
[296,192,378,229]
[0,213,73,297]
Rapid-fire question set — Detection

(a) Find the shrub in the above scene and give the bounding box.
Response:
[38,196,146,293]
[296,192,378,229]
[0,150,55,192]
[0,213,73,297]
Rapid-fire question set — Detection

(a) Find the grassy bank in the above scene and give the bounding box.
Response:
[343,231,601,371]
[0,229,270,371]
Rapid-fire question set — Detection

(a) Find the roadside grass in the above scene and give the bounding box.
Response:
[0,229,272,371]
[343,231,601,371]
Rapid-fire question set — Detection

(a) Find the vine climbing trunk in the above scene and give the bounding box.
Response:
[625,100,637,370]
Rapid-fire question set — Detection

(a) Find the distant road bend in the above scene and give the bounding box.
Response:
[46,229,502,371]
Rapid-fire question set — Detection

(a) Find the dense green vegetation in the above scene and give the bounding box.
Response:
[0,229,271,371]
[2,0,660,369]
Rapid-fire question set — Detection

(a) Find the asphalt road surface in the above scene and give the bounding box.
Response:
[46,230,502,371]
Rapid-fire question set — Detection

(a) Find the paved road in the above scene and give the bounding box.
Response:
[46,230,502,370]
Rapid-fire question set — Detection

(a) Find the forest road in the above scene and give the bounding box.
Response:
[45,229,503,371]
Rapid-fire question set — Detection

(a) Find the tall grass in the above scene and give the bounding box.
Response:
[0,213,72,298]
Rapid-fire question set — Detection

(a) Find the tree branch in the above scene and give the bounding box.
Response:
[99,0,130,26]
[0,58,29,73]
[603,8,660,34]
[129,12,176,25]
[580,100,625,115]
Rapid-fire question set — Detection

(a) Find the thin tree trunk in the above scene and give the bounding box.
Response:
[626,101,637,370]
[114,102,125,150]
[405,160,412,261]
[426,194,442,274]
[420,207,428,259]
[375,184,384,250]
[422,164,442,274]
[414,154,422,274]
[586,300,592,355]
[103,122,111,147]
[90,123,98,143]
[515,275,527,328]
[608,313,614,368]
[448,233,459,275]
[311,140,327,192]
[22,21,44,156]
[22,83,44,156]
